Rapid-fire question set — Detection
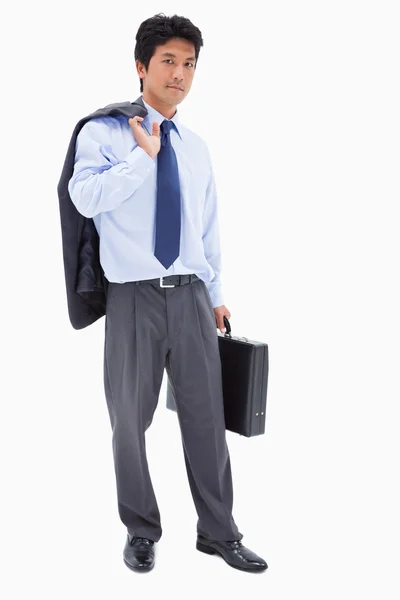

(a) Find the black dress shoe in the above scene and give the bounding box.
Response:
[123,535,155,572]
[196,534,268,572]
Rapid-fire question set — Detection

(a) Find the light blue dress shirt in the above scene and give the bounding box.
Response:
[68,95,224,308]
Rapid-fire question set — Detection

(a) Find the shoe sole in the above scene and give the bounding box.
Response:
[123,557,155,573]
[196,541,268,572]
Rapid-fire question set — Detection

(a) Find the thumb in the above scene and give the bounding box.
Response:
[152,121,160,136]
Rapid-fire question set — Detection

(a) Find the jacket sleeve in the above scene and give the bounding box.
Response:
[201,153,224,309]
[68,118,155,218]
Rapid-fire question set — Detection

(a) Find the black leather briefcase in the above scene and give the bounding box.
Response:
[166,316,269,437]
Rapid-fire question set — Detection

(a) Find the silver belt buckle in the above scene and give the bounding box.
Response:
[160,277,175,288]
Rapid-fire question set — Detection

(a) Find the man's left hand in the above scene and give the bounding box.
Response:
[213,305,231,334]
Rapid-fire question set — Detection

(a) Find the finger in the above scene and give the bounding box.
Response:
[152,121,160,136]
[129,116,144,125]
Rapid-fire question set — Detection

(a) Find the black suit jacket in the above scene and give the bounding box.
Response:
[57,95,148,330]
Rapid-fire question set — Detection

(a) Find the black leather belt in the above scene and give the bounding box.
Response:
[135,274,200,287]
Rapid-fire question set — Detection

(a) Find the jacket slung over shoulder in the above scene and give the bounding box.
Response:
[57,95,148,330]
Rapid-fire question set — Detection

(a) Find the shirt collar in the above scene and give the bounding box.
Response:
[141,95,183,140]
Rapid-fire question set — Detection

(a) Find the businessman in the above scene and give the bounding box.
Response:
[68,12,267,573]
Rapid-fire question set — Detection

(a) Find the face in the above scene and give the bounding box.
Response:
[136,37,196,112]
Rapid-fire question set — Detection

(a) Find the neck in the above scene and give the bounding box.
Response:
[142,91,177,120]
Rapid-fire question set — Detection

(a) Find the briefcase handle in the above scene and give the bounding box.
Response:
[223,315,232,335]
[222,316,250,342]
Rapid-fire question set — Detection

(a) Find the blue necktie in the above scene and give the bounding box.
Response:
[154,119,181,269]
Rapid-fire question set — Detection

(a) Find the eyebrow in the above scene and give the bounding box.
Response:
[160,52,196,61]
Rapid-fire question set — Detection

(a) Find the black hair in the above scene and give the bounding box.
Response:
[134,13,204,93]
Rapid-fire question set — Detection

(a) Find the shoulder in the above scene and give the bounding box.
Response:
[180,124,211,162]
[79,114,127,140]
[179,124,207,150]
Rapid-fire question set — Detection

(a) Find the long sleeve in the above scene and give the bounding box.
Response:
[68,118,156,218]
[202,157,224,308]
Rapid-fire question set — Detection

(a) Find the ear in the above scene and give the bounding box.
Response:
[135,59,147,78]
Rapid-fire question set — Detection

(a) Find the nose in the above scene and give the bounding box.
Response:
[172,64,184,81]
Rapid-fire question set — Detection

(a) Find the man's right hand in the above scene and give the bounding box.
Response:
[128,116,161,159]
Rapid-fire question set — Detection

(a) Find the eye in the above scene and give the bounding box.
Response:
[163,59,194,68]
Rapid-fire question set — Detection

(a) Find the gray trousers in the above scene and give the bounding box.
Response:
[103,275,243,543]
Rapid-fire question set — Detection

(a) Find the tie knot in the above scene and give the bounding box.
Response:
[161,120,174,135]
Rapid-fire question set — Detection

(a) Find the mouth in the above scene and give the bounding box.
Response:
[168,86,183,91]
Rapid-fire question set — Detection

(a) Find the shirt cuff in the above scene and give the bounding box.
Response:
[124,145,155,177]
[205,282,224,309]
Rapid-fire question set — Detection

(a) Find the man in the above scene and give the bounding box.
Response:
[68,13,267,573]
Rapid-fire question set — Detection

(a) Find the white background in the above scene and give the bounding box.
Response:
[1,0,399,597]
